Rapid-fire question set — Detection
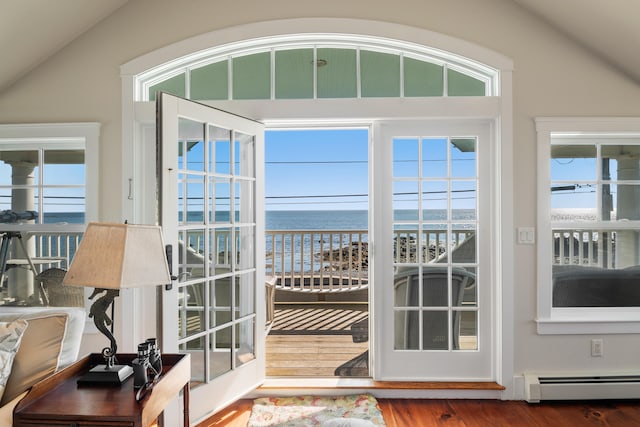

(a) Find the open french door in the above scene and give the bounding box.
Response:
[373,120,494,381]
[158,93,265,423]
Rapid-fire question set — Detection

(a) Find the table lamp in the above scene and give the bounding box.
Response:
[63,222,171,385]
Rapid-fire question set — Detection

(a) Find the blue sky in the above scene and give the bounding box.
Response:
[265,128,369,211]
[1,133,616,216]
[0,155,85,214]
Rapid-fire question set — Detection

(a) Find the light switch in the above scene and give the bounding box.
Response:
[517,227,535,244]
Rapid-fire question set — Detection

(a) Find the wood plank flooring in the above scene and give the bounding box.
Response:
[195,398,640,426]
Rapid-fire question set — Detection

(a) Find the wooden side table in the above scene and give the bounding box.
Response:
[13,353,190,427]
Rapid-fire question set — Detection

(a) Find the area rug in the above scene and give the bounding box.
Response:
[248,394,386,426]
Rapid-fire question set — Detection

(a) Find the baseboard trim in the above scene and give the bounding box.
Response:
[259,378,504,391]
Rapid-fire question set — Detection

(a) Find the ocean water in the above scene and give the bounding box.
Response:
[42,209,476,229]
[267,209,476,230]
[43,211,85,224]
[43,208,594,228]
[267,210,368,230]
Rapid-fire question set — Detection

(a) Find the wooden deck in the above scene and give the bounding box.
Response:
[267,304,369,377]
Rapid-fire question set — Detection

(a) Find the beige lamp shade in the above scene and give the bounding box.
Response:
[63,222,171,289]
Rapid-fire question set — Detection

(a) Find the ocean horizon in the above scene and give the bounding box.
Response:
[43,209,479,230]
[44,208,606,229]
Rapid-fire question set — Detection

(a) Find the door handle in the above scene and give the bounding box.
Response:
[165,244,176,290]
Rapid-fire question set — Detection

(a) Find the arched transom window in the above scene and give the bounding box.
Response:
[135,35,499,102]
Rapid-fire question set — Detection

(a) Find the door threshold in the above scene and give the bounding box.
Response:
[260,377,504,390]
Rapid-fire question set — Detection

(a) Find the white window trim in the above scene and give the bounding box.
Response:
[0,122,100,332]
[0,123,99,227]
[137,39,496,101]
[536,117,640,334]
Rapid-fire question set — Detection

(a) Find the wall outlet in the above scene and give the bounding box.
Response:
[591,338,603,357]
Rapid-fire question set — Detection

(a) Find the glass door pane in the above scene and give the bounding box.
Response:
[375,120,492,380]
[159,93,264,421]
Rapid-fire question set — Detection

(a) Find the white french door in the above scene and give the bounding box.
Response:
[158,93,265,422]
[373,120,494,380]
[135,95,499,422]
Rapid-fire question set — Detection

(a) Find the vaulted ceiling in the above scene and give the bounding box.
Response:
[1,0,638,95]
[0,0,130,93]
[512,0,640,84]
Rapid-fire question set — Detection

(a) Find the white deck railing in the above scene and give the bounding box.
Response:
[393,229,474,264]
[265,228,476,293]
[553,229,618,268]
[4,230,83,273]
[266,229,369,292]
[23,227,476,292]
[31,231,83,269]
[18,228,624,271]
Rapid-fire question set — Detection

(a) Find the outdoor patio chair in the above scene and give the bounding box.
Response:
[393,266,476,350]
[38,267,84,307]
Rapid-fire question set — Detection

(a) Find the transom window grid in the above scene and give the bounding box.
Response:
[392,135,479,352]
[175,119,257,384]
[137,36,497,102]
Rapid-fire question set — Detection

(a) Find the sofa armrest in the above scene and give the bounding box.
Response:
[0,391,27,427]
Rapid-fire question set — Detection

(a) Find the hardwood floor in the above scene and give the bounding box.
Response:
[196,398,640,426]
[197,304,640,425]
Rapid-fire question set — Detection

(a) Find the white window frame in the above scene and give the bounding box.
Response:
[0,123,99,228]
[135,35,499,102]
[536,117,640,334]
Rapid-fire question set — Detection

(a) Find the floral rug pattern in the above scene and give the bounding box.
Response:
[248,394,386,426]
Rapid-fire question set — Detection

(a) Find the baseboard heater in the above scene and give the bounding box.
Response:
[525,373,640,403]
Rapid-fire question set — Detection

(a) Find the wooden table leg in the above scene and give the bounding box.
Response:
[183,383,190,426]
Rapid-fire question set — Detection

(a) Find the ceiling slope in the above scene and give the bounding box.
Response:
[512,0,640,83]
[0,0,129,93]
[0,0,638,94]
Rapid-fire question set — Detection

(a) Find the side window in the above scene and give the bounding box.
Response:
[536,118,640,333]
[0,147,86,224]
[0,123,99,307]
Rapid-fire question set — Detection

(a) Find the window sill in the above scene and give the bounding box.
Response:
[537,312,640,334]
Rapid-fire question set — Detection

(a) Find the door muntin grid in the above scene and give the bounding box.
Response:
[176,119,257,384]
[392,136,478,352]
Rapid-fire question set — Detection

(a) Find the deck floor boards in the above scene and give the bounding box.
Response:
[267,334,368,376]
[267,303,369,377]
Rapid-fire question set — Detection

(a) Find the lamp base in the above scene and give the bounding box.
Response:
[77,364,134,386]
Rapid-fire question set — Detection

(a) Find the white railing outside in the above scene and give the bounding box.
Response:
[22,228,476,291]
[553,229,617,268]
[29,231,83,270]
[266,229,369,292]
[393,229,474,264]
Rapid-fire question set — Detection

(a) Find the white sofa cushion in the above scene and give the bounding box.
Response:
[0,314,66,406]
[0,307,85,406]
[0,307,85,369]
[0,320,28,402]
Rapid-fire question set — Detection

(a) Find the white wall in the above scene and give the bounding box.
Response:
[1,0,639,394]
